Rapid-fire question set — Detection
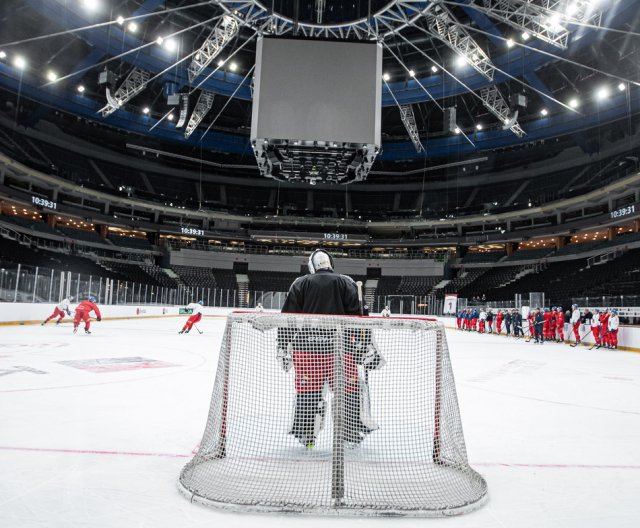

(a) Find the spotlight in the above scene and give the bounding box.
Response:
[431,65,438,73]
[506,38,515,48]
[116,15,124,25]
[540,108,548,117]
[127,21,138,33]
[0,51,5,59]
[13,55,26,69]
[408,69,415,77]
[46,70,58,82]
[455,55,467,68]
[229,61,238,72]
[142,107,150,114]
[155,36,164,46]
[522,31,530,41]
[596,87,609,101]
[80,0,100,12]
[476,124,483,131]
[217,59,225,67]
[618,82,626,92]
[454,127,461,134]
[77,85,85,93]
[382,72,390,81]
[167,113,174,121]
[569,97,579,108]
[163,38,178,52]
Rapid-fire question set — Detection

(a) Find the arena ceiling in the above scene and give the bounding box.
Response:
[0,0,639,170]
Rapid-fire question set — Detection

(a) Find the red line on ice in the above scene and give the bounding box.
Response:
[0,446,190,458]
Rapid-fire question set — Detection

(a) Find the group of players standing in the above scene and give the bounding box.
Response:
[456,304,620,349]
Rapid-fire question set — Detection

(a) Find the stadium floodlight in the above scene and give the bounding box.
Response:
[142,107,150,114]
[455,55,467,68]
[382,73,390,81]
[167,113,174,121]
[522,32,530,40]
[569,97,579,108]
[116,15,124,25]
[454,127,461,134]
[409,69,415,77]
[155,36,164,46]
[77,85,85,93]
[163,38,178,52]
[229,61,238,72]
[618,82,626,92]
[431,65,438,73]
[0,51,6,59]
[476,124,483,130]
[46,70,58,82]
[217,59,225,67]
[596,87,610,101]
[541,108,549,116]
[80,0,100,12]
[13,55,26,69]
[506,38,515,48]
[127,22,138,33]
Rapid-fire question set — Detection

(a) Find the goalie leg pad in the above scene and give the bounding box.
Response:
[290,391,324,445]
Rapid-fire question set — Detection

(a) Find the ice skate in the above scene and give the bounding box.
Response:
[85,329,91,335]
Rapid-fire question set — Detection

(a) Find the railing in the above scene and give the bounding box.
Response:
[0,262,239,308]
[166,240,450,261]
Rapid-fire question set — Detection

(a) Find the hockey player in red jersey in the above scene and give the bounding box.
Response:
[73,296,101,334]
[555,306,565,342]
[42,296,73,325]
[496,310,504,334]
[179,300,203,334]
[543,308,553,340]
[600,308,611,348]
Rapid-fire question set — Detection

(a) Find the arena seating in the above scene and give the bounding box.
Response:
[458,266,530,299]
[108,235,154,251]
[461,252,505,264]
[503,248,555,262]
[441,269,487,294]
[100,262,162,286]
[57,226,105,245]
[0,215,60,236]
[247,271,300,293]
[140,264,179,288]
[396,276,441,295]
[172,265,218,289]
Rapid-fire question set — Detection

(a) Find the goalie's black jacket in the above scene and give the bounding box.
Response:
[281,269,361,315]
[279,269,364,353]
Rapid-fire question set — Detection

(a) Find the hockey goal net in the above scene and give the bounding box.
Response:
[178,313,487,516]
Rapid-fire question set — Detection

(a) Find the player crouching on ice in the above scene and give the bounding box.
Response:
[179,300,203,334]
[73,296,101,334]
[42,296,73,325]
[278,249,385,448]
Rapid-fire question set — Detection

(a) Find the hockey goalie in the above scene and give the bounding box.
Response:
[277,249,385,448]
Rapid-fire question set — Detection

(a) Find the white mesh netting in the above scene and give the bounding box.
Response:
[178,313,488,516]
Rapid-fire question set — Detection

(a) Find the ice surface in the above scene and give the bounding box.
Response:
[1,316,640,527]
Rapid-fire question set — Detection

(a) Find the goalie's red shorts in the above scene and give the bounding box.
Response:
[293,351,358,395]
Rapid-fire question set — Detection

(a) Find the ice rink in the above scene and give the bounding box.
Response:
[1,314,640,528]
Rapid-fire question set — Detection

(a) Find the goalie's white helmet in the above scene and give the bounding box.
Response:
[308,249,334,274]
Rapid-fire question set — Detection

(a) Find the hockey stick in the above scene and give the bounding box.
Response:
[570,328,591,347]
[194,324,203,334]
[356,281,364,316]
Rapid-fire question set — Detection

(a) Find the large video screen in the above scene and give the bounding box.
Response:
[251,37,381,145]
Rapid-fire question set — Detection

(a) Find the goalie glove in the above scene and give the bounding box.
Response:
[360,344,386,370]
[277,343,293,372]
